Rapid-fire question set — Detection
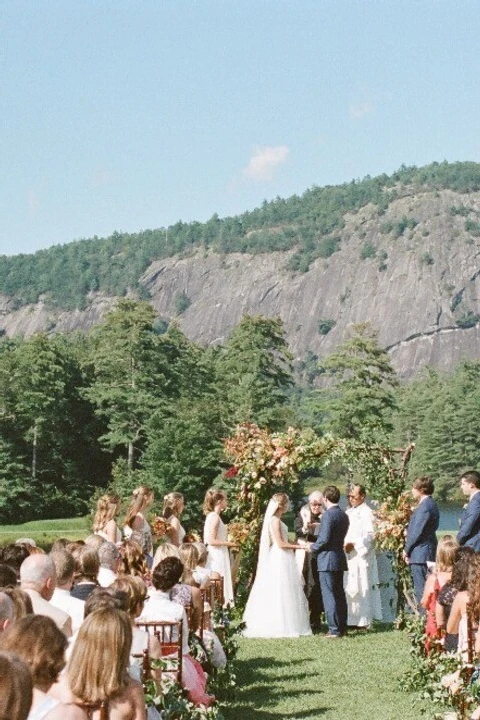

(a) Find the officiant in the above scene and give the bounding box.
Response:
[294,490,324,629]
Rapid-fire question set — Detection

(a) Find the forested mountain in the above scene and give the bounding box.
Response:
[2,160,480,379]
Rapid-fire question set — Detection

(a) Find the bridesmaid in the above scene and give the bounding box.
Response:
[124,486,155,565]
[163,492,186,546]
[202,488,236,605]
[92,494,122,544]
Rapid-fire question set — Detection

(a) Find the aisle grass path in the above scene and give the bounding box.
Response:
[229,625,433,720]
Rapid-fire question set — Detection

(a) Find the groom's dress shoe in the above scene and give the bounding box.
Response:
[324,633,341,639]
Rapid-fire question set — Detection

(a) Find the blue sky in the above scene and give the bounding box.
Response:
[1,0,480,256]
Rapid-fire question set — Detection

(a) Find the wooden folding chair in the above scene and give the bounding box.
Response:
[185,602,204,641]
[131,647,151,685]
[136,620,183,683]
[209,577,224,610]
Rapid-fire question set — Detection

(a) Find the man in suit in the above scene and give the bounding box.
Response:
[457,469,480,551]
[311,485,349,638]
[405,476,439,607]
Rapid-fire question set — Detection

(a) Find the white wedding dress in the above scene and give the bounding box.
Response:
[243,514,312,638]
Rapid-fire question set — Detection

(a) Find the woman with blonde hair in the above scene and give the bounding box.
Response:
[243,492,312,638]
[163,492,186,546]
[203,488,236,605]
[54,608,146,720]
[152,542,180,571]
[124,487,155,563]
[421,534,458,652]
[0,615,86,720]
[93,495,122,544]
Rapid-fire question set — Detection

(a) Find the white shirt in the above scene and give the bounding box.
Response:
[139,589,189,654]
[97,566,117,588]
[50,588,85,633]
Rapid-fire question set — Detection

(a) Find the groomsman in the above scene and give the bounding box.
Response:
[405,476,439,607]
[311,486,349,638]
[457,470,480,551]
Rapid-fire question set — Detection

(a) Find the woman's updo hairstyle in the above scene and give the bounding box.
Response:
[203,488,226,515]
[124,485,154,528]
[163,492,184,519]
[272,492,289,510]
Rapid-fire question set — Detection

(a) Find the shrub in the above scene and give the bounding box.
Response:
[421,252,434,266]
[318,318,336,335]
[173,291,192,315]
[360,242,377,260]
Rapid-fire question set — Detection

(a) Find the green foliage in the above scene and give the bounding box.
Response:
[317,318,336,335]
[421,251,434,266]
[317,323,399,440]
[465,219,480,236]
[450,205,470,216]
[360,242,376,260]
[216,315,294,431]
[456,310,480,328]
[173,291,192,315]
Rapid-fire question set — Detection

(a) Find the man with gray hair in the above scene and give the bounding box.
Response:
[0,592,14,632]
[97,541,121,587]
[20,554,72,636]
[294,490,324,629]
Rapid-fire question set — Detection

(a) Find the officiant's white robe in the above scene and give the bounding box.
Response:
[344,502,382,627]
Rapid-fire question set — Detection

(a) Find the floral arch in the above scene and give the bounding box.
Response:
[223,423,415,613]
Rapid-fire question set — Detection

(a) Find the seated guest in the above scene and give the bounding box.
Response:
[50,551,85,633]
[110,576,162,691]
[70,547,99,601]
[1,587,33,621]
[446,551,480,655]
[1,544,30,581]
[192,542,221,588]
[0,592,14,632]
[0,615,86,719]
[119,540,150,580]
[421,535,457,652]
[437,546,474,650]
[0,650,33,720]
[139,557,215,707]
[83,535,106,552]
[52,608,146,720]
[97,542,121,588]
[20,555,72,637]
[0,563,18,587]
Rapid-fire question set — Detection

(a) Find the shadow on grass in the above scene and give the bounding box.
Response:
[228,655,330,719]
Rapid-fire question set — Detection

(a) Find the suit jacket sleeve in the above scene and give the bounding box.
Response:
[311,511,332,557]
[457,498,480,545]
[405,503,431,556]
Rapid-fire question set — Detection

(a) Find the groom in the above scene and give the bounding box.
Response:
[311,485,349,638]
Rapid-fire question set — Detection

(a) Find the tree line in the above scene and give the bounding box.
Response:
[2,161,480,311]
[0,300,477,523]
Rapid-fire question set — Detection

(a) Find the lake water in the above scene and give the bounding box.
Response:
[438,502,462,532]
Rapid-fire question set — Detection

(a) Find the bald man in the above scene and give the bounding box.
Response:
[20,554,72,636]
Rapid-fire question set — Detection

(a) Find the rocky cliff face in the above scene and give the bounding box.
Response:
[2,187,480,379]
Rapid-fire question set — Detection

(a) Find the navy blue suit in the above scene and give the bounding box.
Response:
[311,505,349,636]
[457,492,480,552]
[405,495,439,605]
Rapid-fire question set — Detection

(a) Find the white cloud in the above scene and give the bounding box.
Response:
[27,189,41,214]
[242,145,289,181]
[349,101,374,120]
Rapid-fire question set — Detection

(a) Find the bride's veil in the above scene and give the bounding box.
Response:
[256,497,279,574]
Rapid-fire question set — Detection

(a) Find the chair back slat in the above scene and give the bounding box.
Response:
[136,620,183,682]
[209,577,224,609]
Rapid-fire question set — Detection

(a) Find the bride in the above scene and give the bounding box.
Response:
[243,492,312,638]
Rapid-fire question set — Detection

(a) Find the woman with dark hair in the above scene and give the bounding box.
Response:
[444,547,479,653]
[436,545,474,640]
[0,615,86,720]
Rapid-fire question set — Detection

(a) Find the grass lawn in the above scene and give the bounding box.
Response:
[0,517,90,548]
[229,624,433,720]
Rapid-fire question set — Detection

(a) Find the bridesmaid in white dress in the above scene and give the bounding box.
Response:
[123,486,155,563]
[203,488,236,605]
[244,492,312,638]
[163,492,186,546]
